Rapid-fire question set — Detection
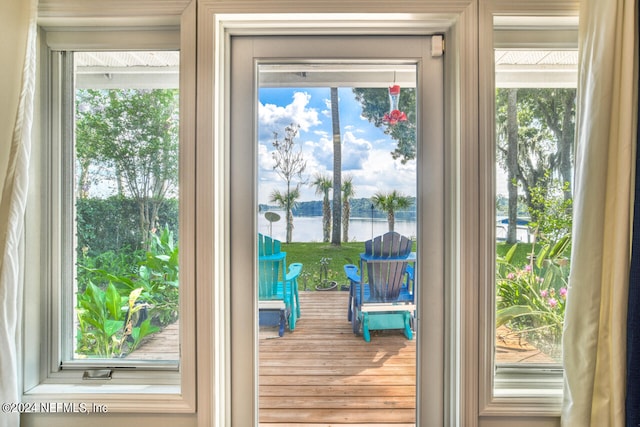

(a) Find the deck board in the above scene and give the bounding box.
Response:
[130,289,553,425]
[259,291,416,425]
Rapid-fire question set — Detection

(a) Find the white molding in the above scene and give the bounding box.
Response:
[453,4,480,427]
[38,0,190,28]
[477,0,578,420]
[197,2,477,426]
[44,30,180,51]
[24,6,197,417]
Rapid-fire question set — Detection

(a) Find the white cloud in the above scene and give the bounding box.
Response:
[256,89,416,204]
[258,91,321,141]
[356,148,416,196]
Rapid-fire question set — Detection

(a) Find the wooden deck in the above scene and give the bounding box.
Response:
[259,291,416,426]
[130,290,554,424]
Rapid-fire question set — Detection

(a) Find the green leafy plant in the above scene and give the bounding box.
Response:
[527,175,573,246]
[78,226,179,328]
[76,283,159,357]
[76,247,143,294]
[314,256,339,289]
[496,234,571,360]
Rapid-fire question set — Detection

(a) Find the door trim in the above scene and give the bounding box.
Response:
[194,5,478,427]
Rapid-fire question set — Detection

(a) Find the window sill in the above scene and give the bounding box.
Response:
[481,364,563,417]
[23,383,194,413]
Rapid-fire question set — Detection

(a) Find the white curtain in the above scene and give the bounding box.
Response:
[0,0,37,426]
[562,0,638,426]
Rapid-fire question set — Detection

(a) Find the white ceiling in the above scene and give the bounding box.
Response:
[74,49,578,89]
[75,51,179,89]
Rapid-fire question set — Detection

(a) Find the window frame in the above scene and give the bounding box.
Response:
[20,0,582,423]
[22,24,196,413]
[478,0,579,417]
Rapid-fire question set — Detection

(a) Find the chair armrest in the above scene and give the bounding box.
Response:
[344,264,361,284]
[286,262,303,281]
[405,264,414,280]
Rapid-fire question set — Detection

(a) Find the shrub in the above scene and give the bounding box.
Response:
[496,234,570,360]
[76,226,180,355]
[76,284,159,357]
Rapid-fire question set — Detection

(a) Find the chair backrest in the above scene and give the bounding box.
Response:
[258,233,283,300]
[363,231,412,302]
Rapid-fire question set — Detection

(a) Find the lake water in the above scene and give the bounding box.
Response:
[259,214,533,243]
[258,214,417,242]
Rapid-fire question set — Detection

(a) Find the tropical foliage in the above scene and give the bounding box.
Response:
[77,227,179,357]
[76,284,158,358]
[371,190,413,232]
[341,175,355,242]
[496,234,571,361]
[310,173,332,242]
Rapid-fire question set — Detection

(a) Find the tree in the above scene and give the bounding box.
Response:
[496,88,576,238]
[75,89,110,199]
[371,190,412,233]
[330,87,342,246]
[341,175,355,242]
[522,88,576,201]
[352,87,417,164]
[75,88,179,249]
[504,88,519,244]
[311,173,332,243]
[270,123,307,243]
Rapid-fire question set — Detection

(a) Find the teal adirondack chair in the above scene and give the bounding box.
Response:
[258,233,302,336]
[344,231,415,342]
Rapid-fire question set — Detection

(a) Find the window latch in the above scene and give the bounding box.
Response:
[82,369,113,380]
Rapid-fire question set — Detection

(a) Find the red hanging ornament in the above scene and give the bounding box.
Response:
[383,84,407,125]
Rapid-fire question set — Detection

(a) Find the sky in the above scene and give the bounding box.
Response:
[257,87,417,204]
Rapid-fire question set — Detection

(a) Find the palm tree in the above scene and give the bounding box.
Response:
[270,187,301,243]
[311,173,332,243]
[341,175,355,242]
[330,87,342,246]
[371,190,412,233]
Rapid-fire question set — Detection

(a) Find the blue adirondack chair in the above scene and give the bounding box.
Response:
[258,233,302,336]
[344,231,415,342]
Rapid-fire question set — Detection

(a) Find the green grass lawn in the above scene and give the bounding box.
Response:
[281,241,363,289]
[282,240,416,290]
[281,240,534,290]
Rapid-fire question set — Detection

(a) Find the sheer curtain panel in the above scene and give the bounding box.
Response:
[0,0,37,426]
[562,0,638,426]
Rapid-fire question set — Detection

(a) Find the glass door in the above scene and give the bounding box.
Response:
[230,35,444,426]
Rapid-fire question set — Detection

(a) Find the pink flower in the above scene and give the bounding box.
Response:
[524,264,532,272]
[548,298,558,308]
[507,273,515,280]
[560,287,568,299]
[540,290,548,298]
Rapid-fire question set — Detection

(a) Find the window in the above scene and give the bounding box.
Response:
[23,26,195,413]
[483,12,578,411]
[71,51,181,365]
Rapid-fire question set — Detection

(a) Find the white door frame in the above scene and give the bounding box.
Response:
[194,3,479,426]
[231,34,443,426]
